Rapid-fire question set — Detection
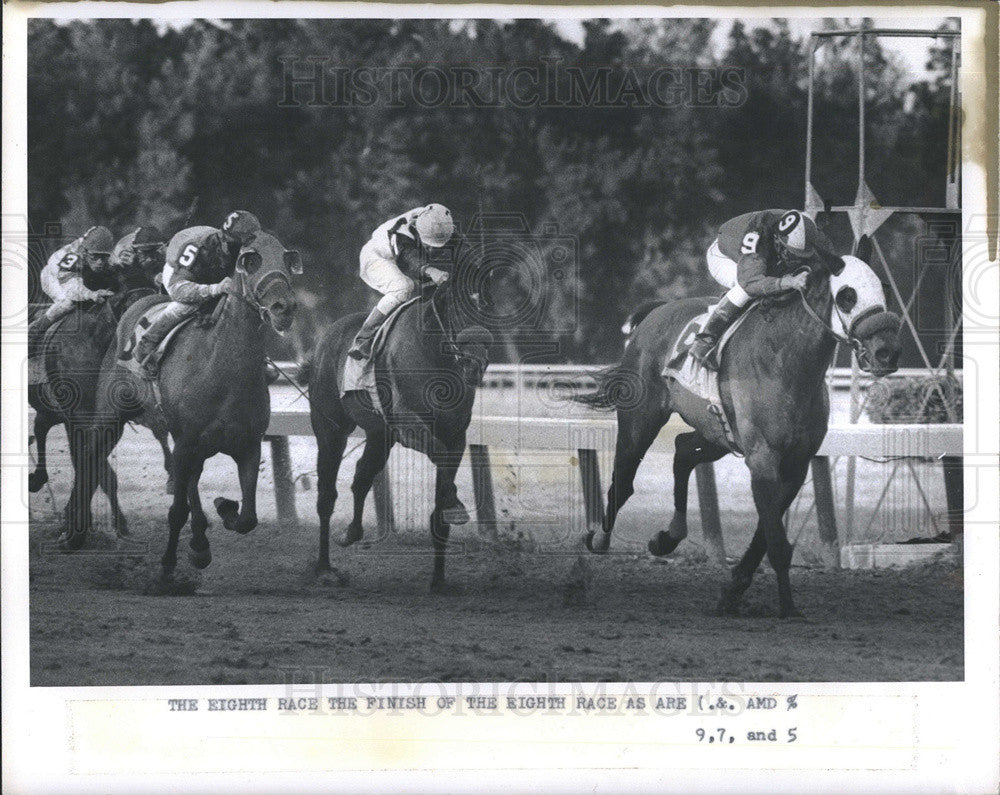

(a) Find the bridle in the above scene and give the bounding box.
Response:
[791,268,872,368]
[226,266,292,328]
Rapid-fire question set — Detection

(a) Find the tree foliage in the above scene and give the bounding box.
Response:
[28,18,956,362]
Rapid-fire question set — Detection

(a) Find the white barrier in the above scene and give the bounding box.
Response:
[265,404,962,566]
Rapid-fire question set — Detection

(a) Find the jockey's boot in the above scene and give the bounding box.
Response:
[347,307,388,361]
[689,296,745,371]
[132,312,178,379]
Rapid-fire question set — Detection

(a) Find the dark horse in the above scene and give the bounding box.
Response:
[302,270,492,591]
[29,268,173,538]
[574,253,902,617]
[64,232,299,579]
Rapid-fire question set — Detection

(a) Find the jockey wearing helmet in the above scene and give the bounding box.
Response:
[348,204,455,360]
[29,225,116,355]
[131,210,261,378]
[111,225,167,286]
[689,209,836,369]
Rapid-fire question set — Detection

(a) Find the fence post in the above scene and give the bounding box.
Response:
[695,463,726,564]
[811,456,840,568]
[469,444,498,538]
[267,435,298,527]
[942,455,963,539]
[373,469,395,537]
[577,448,604,537]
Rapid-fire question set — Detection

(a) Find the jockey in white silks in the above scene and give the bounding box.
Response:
[348,204,454,360]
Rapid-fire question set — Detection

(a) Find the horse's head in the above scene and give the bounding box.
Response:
[428,243,494,386]
[234,231,301,333]
[824,254,902,377]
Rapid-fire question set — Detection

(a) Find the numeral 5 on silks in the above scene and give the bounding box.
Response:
[177,244,199,267]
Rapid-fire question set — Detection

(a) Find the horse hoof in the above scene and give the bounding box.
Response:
[28,472,48,493]
[648,531,681,557]
[214,497,240,529]
[233,518,257,536]
[780,607,805,620]
[188,547,212,570]
[585,532,610,555]
[336,523,363,548]
[441,505,470,525]
[116,523,131,539]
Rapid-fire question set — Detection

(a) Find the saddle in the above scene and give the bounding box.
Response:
[661,299,759,453]
[341,295,420,415]
[116,298,212,379]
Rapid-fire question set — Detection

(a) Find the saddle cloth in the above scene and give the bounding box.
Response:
[341,296,420,414]
[117,303,197,379]
[661,300,758,452]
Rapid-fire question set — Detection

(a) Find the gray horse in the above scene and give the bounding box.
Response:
[63,232,299,581]
[574,253,901,618]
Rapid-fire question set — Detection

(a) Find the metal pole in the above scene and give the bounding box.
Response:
[804,36,817,200]
[857,21,867,195]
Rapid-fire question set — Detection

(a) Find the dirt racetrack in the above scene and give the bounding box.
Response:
[28,423,963,686]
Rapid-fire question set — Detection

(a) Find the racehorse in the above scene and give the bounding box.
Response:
[62,232,299,580]
[573,253,902,618]
[301,268,492,592]
[29,270,173,538]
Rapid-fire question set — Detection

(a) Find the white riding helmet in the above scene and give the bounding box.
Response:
[414,204,454,248]
[776,210,809,255]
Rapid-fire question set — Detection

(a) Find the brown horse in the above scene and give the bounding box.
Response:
[30,276,173,538]
[574,254,902,617]
[302,274,492,592]
[63,232,299,579]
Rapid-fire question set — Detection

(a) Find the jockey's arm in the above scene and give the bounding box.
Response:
[166,267,229,302]
[40,257,108,304]
[736,252,787,297]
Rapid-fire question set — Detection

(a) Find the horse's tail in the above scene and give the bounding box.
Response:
[296,357,314,387]
[570,363,641,412]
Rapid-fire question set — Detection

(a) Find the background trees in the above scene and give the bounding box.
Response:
[27,17,957,362]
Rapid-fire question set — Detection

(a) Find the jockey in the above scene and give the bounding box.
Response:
[348,204,455,360]
[29,225,116,354]
[131,210,261,377]
[689,209,835,369]
[111,225,167,285]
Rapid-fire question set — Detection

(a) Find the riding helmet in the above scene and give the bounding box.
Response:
[414,204,454,249]
[80,225,114,255]
[133,225,165,250]
[221,210,262,246]
[775,210,809,256]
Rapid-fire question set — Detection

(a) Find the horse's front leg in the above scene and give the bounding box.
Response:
[186,457,212,569]
[58,423,100,549]
[28,405,59,493]
[216,442,261,535]
[731,451,810,618]
[338,429,393,548]
[428,435,467,593]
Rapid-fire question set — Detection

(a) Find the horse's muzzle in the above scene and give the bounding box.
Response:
[853,310,902,377]
[265,296,297,333]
